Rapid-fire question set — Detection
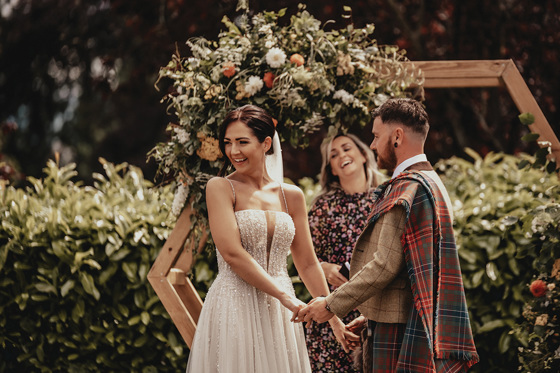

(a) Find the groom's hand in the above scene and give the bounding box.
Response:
[296,297,333,323]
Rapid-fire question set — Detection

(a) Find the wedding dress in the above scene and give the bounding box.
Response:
[186,184,311,372]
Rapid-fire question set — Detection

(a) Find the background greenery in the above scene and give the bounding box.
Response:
[0,160,187,371]
[437,150,559,372]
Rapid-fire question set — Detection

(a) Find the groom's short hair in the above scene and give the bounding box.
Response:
[372,98,429,139]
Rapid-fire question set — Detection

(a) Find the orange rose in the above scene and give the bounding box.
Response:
[290,53,305,66]
[263,72,276,89]
[272,118,278,128]
[530,279,548,297]
[222,62,236,78]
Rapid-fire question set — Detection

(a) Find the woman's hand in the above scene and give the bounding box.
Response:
[279,293,306,320]
[320,262,348,287]
[346,315,367,335]
[328,317,360,352]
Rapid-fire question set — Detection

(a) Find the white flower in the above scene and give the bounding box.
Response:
[244,76,264,96]
[239,37,251,49]
[187,57,200,69]
[259,24,272,33]
[266,47,286,68]
[171,183,188,216]
[333,89,355,106]
[301,112,323,133]
[173,127,190,145]
[265,39,275,49]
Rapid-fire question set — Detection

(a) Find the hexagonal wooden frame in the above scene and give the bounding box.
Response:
[148,59,559,349]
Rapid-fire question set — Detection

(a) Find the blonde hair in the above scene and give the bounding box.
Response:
[315,133,379,200]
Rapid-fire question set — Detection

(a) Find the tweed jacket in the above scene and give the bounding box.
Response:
[325,205,412,323]
[325,162,434,323]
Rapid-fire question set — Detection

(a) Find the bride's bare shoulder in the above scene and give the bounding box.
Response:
[206,177,232,194]
[279,182,305,203]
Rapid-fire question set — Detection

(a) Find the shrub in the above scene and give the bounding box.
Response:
[514,259,560,372]
[437,149,560,372]
[0,159,185,372]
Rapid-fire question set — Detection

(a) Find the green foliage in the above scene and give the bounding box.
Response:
[514,258,560,372]
[0,159,185,371]
[517,112,559,174]
[437,149,560,372]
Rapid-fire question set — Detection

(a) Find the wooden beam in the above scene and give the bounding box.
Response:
[413,60,508,82]
[170,271,203,324]
[148,206,203,348]
[148,206,192,278]
[149,273,198,348]
[423,77,501,88]
[500,60,560,163]
[410,59,560,165]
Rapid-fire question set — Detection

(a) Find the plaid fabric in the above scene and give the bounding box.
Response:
[365,171,479,371]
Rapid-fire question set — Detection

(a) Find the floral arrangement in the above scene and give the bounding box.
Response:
[149,4,423,249]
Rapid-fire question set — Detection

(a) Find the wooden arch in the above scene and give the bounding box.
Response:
[147,59,560,348]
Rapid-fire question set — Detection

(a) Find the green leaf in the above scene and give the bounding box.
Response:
[79,272,100,300]
[133,334,148,347]
[35,282,57,294]
[141,311,150,325]
[498,331,511,353]
[471,269,485,287]
[518,112,535,126]
[478,319,507,333]
[72,300,85,323]
[221,16,240,34]
[485,262,499,281]
[521,133,540,142]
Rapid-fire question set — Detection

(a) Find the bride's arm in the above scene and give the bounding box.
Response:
[284,184,330,299]
[285,184,358,351]
[206,178,303,313]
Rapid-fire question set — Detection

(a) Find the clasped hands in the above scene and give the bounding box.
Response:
[291,297,362,352]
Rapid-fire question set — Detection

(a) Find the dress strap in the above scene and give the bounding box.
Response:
[279,183,289,215]
[224,178,236,209]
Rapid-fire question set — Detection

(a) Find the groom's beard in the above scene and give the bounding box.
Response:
[375,139,398,174]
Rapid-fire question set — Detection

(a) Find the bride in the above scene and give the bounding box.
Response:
[186,105,356,372]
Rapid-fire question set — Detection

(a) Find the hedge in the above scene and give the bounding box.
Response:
[0,159,186,372]
[437,149,560,372]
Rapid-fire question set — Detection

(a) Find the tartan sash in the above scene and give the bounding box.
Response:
[367,171,479,370]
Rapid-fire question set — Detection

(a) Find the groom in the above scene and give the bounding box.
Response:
[297,98,479,371]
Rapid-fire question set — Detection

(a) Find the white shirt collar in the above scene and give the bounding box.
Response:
[391,154,428,179]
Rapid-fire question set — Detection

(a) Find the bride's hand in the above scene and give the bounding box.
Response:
[279,294,305,318]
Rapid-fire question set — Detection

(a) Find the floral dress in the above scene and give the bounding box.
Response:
[306,188,375,372]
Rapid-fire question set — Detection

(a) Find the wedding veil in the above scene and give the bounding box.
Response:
[265,131,284,184]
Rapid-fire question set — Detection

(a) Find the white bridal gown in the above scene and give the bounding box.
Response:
[186,208,311,373]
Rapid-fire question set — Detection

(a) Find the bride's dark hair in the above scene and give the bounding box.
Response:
[218,105,275,176]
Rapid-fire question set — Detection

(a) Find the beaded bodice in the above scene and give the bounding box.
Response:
[216,210,295,278]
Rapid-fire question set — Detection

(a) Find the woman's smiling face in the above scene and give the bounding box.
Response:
[223,120,268,173]
[329,135,367,179]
